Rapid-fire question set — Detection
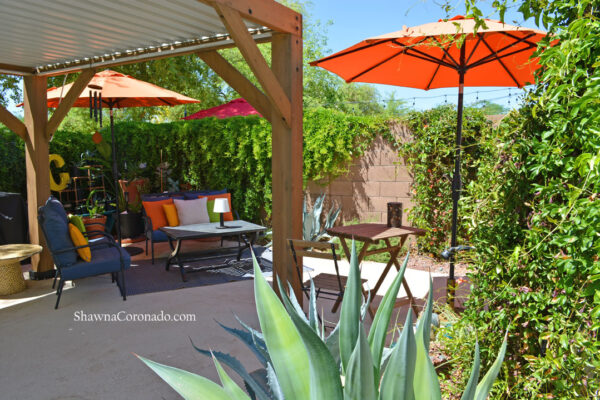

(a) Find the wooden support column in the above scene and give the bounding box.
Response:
[271,31,303,301]
[23,75,53,274]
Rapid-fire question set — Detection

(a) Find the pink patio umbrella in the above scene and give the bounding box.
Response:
[183,98,261,120]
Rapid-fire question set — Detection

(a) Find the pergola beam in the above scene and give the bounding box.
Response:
[203,0,301,36]
[23,75,54,274]
[270,32,303,301]
[0,103,26,140]
[215,3,292,126]
[46,69,96,138]
[198,51,272,121]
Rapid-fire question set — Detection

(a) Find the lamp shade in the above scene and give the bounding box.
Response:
[213,198,230,213]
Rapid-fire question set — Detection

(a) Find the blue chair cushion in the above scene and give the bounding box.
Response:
[39,197,77,266]
[183,189,227,199]
[151,229,168,242]
[59,244,131,281]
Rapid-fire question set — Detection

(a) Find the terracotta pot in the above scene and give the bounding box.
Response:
[119,178,148,204]
[82,215,107,239]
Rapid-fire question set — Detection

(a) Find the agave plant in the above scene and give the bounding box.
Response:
[303,193,341,242]
[137,240,507,399]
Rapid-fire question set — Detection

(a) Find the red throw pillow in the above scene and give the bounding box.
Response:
[199,193,234,221]
[142,198,173,230]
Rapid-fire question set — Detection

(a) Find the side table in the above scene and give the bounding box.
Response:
[0,244,43,295]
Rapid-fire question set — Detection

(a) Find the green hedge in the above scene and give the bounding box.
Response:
[0,109,387,222]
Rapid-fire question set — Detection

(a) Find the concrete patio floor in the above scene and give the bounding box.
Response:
[0,239,458,400]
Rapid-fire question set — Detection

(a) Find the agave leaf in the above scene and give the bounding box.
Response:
[339,240,362,373]
[460,341,480,400]
[266,362,285,400]
[281,280,309,325]
[474,332,508,400]
[233,316,271,365]
[369,252,410,380]
[279,285,344,400]
[379,312,416,400]
[190,345,272,400]
[415,277,434,351]
[252,251,310,399]
[136,354,229,400]
[412,288,442,400]
[216,321,268,367]
[344,323,377,400]
[360,288,372,321]
[325,323,342,367]
[212,354,252,400]
[308,278,320,333]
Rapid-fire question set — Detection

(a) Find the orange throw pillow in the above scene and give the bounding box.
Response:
[162,203,180,227]
[200,193,234,221]
[142,199,173,230]
[68,223,91,262]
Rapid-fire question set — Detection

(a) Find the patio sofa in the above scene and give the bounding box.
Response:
[141,189,239,263]
[38,197,130,309]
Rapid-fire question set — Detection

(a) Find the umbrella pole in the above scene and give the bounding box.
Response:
[109,108,122,246]
[448,46,466,309]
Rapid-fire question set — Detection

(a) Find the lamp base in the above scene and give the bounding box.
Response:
[216,225,231,229]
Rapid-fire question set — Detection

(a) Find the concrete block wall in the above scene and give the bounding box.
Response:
[305,121,415,226]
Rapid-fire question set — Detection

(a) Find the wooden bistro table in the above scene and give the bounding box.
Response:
[326,224,425,317]
[0,244,43,295]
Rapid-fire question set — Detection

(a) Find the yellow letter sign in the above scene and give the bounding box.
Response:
[49,154,70,191]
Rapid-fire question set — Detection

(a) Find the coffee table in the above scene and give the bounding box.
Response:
[0,244,43,295]
[160,220,267,282]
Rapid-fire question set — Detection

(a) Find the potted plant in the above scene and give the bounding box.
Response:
[118,182,146,239]
[82,190,107,238]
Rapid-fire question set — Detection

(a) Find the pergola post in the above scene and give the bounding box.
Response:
[271,32,303,301]
[23,75,53,275]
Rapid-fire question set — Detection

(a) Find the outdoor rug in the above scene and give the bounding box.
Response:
[125,247,272,296]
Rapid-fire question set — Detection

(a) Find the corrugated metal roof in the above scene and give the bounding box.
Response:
[0,0,271,75]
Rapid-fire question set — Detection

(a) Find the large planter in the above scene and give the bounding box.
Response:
[119,178,148,204]
[119,211,143,238]
[82,215,107,239]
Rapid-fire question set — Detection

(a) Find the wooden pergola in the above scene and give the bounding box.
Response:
[0,0,303,299]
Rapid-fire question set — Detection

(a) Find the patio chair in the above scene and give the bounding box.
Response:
[288,239,366,313]
[38,197,130,309]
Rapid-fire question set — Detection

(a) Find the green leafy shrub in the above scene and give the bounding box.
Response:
[137,242,507,399]
[1,109,387,222]
[458,2,600,397]
[398,106,494,257]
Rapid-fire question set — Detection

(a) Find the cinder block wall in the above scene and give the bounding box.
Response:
[305,121,414,226]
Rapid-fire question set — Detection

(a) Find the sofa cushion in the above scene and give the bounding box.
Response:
[151,229,168,242]
[40,197,77,266]
[201,193,234,221]
[59,244,131,281]
[174,198,210,225]
[162,203,180,226]
[183,189,227,200]
[142,198,173,230]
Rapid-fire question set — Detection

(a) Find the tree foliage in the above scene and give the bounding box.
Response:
[455,1,600,398]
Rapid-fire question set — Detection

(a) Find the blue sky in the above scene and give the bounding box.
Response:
[308,0,541,111]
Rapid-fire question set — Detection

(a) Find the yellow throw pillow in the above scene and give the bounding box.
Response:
[162,203,180,227]
[68,223,91,262]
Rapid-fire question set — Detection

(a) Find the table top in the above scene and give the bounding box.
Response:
[160,220,267,240]
[0,244,43,262]
[327,223,425,242]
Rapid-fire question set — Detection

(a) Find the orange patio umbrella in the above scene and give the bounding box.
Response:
[311,15,547,282]
[43,69,200,247]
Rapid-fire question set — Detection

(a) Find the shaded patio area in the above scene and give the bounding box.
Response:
[0,239,468,399]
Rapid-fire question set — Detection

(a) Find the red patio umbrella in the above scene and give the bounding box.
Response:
[41,70,200,247]
[311,15,548,286]
[183,98,261,120]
